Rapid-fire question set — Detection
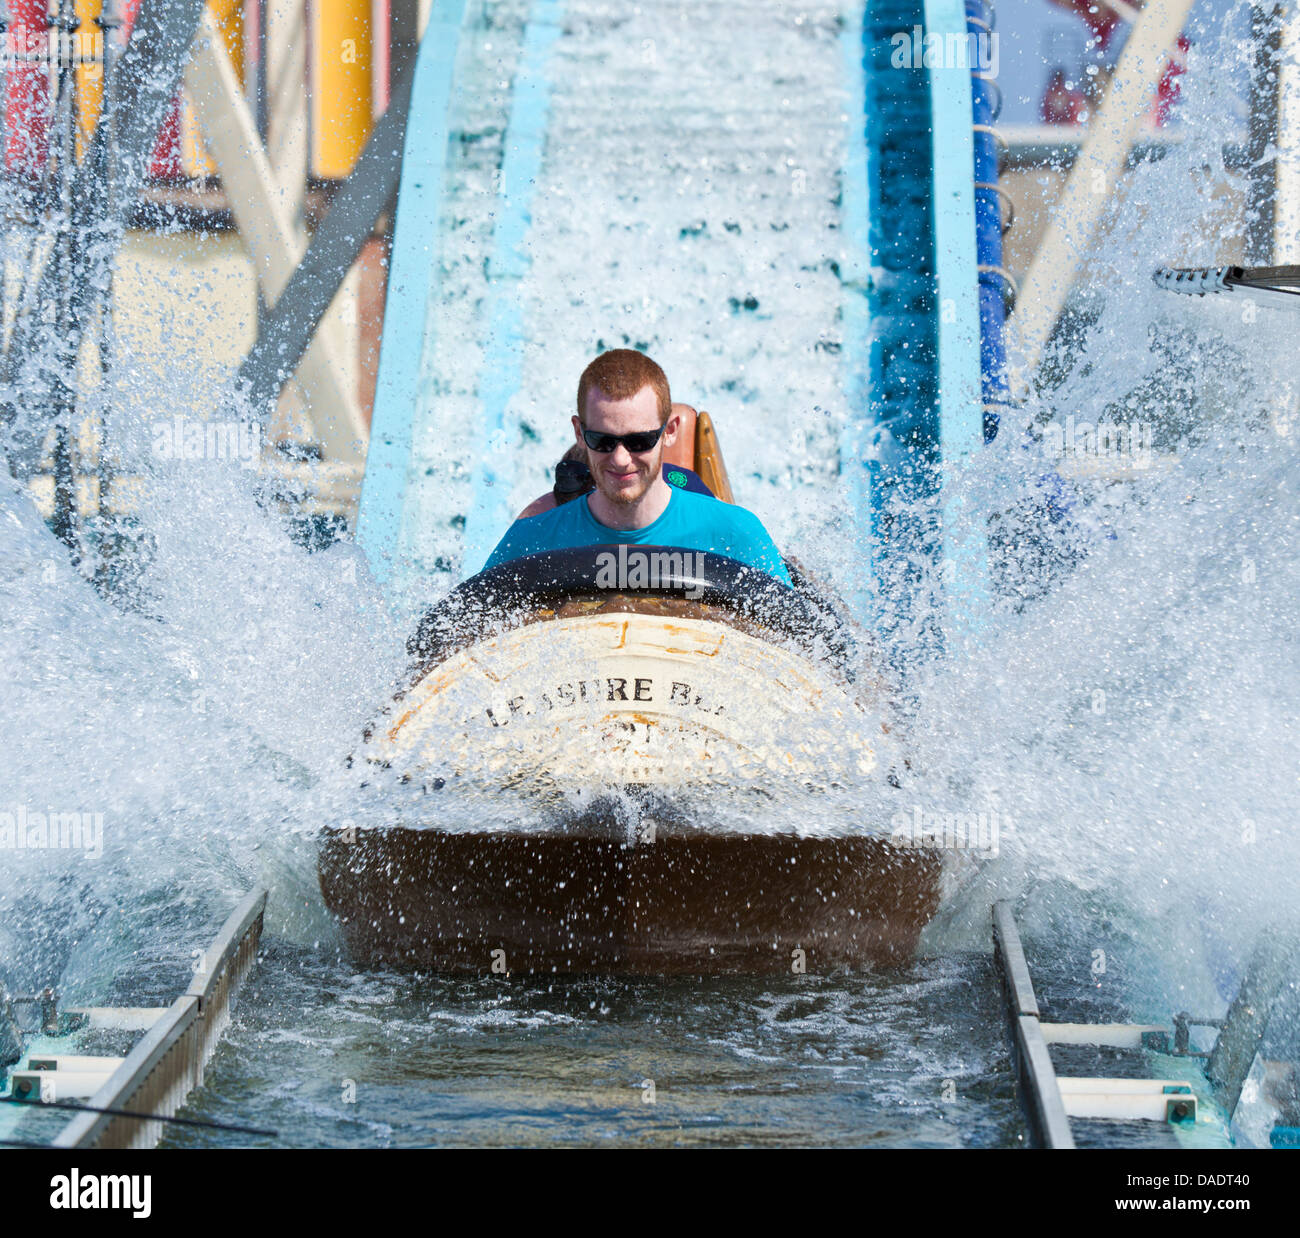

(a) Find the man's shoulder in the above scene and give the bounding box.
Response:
[668,489,789,583]
[672,487,735,516]
[485,499,583,570]
[674,488,770,531]
[516,498,579,530]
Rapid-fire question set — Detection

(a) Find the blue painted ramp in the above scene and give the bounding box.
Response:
[358,0,1003,640]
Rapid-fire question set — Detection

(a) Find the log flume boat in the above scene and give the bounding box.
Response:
[320,413,942,974]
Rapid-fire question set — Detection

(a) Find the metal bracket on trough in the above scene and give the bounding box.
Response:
[50,887,267,1150]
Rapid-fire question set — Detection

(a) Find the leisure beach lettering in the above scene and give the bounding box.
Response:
[484,674,724,726]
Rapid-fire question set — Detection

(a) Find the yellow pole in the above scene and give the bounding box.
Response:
[74,0,102,163]
[310,0,374,179]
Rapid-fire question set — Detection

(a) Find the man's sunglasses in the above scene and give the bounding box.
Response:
[581,425,665,454]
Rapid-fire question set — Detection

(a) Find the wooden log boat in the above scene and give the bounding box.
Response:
[319,414,943,973]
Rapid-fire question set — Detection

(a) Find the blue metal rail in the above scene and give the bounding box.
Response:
[461,0,565,576]
[855,0,941,660]
[356,0,471,591]
[967,0,1012,436]
[843,0,1008,655]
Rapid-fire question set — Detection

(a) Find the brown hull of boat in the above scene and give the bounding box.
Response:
[318,827,942,975]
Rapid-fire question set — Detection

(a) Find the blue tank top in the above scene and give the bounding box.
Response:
[481,486,791,585]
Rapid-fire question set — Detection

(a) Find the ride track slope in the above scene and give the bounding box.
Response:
[357,0,932,602]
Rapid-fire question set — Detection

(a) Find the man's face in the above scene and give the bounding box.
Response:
[573,385,678,507]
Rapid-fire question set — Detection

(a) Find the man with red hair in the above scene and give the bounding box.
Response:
[484,349,790,584]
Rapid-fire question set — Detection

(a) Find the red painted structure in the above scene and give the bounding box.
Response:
[4,0,52,180]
